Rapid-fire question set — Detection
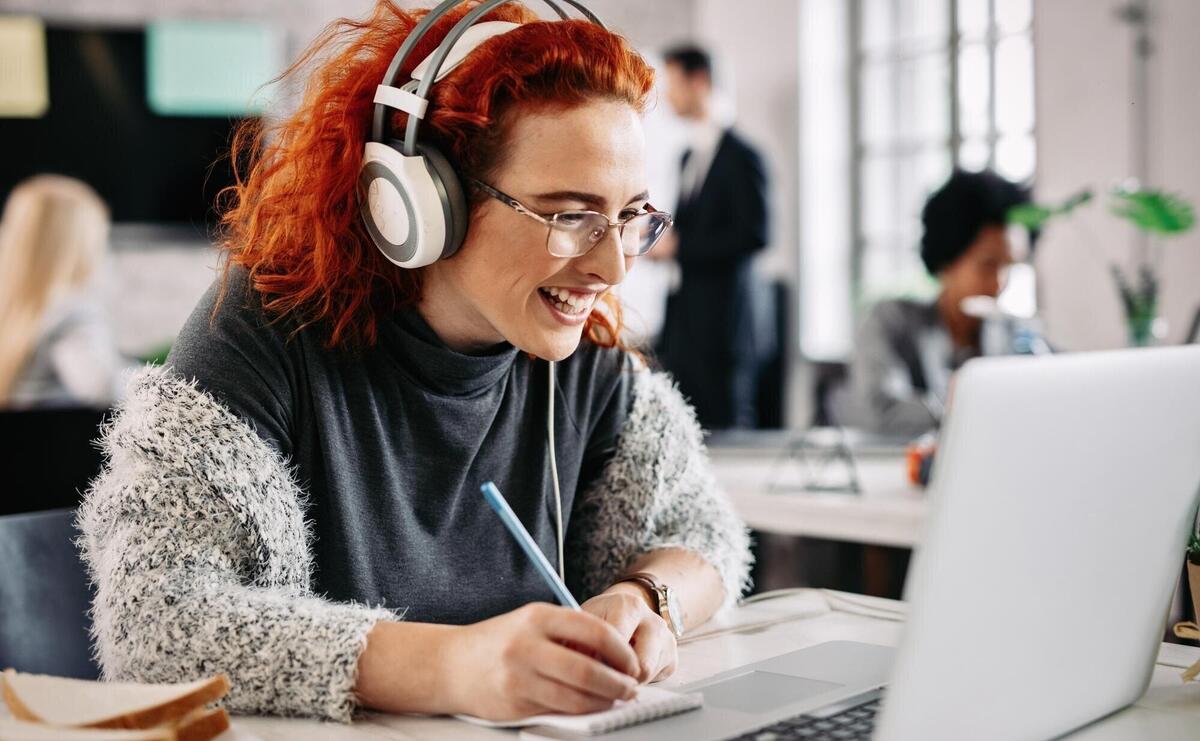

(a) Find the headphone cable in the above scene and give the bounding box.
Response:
[547,359,565,581]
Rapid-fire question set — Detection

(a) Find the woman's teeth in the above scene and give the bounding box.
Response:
[540,287,595,315]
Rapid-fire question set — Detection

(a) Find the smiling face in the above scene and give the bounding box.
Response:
[417,98,648,360]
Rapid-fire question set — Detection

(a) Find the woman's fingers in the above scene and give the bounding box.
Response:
[533,640,638,702]
[582,595,643,643]
[631,620,678,683]
[652,637,679,682]
[538,607,640,677]
[522,672,624,716]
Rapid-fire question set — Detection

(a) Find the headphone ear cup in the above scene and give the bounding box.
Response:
[415,143,469,260]
[360,141,460,268]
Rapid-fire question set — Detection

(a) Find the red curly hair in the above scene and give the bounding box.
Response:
[217,1,655,349]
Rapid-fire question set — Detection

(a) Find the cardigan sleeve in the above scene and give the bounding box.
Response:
[565,369,754,607]
[76,367,394,722]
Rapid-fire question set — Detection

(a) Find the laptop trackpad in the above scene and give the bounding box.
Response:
[701,671,843,714]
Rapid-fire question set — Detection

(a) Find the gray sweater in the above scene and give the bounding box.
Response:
[77,272,752,721]
[837,298,977,437]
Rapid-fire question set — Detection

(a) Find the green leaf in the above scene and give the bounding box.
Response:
[1109,188,1196,235]
[1006,204,1053,229]
[1006,189,1093,230]
[139,342,173,366]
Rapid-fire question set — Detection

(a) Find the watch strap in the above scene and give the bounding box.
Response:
[616,572,665,611]
[615,571,685,638]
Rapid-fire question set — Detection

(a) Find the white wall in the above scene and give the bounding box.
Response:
[1150,0,1200,345]
[691,0,802,283]
[1034,0,1200,350]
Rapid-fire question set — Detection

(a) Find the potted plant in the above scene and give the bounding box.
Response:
[1007,186,1195,347]
[1109,187,1195,345]
[1188,532,1200,626]
[1175,532,1200,682]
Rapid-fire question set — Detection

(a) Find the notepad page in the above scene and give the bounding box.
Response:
[456,685,703,735]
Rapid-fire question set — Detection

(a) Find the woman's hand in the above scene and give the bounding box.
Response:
[442,603,641,721]
[582,584,678,684]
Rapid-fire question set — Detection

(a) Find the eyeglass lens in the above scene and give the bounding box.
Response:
[547,212,671,258]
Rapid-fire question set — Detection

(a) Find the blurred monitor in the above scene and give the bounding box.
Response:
[0,25,258,228]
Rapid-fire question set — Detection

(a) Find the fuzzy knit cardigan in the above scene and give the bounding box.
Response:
[77,365,752,722]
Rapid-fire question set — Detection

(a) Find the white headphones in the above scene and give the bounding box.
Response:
[359,0,605,269]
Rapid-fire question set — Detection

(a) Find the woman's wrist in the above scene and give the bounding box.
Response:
[604,579,658,613]
[355,620,463,715]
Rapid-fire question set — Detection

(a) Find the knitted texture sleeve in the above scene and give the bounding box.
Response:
[566,370,754,607]
[77,365,752,722]
[76,367,394,722]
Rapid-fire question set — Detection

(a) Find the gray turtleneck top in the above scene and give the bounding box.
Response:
[167,268,630,624]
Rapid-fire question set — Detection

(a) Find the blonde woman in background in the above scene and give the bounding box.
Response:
[0,174,127,408]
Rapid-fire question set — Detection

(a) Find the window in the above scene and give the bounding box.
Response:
[798,0,1034,360]
[853,0,1035,304]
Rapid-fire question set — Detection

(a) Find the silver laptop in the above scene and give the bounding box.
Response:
[529,346,1200,740]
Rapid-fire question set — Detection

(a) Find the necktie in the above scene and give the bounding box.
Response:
[679,148,695,205]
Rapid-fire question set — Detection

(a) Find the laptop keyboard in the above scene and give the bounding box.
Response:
[725,692,882,741]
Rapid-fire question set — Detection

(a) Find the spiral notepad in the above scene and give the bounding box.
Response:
[457,685,703,735]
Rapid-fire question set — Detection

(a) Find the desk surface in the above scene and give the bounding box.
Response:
[217,592,1200,740]
[709,447,928,547]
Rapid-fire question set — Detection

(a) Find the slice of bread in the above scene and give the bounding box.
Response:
[0,671,229,731]
[172,707,229,741]
[0,717,176,740]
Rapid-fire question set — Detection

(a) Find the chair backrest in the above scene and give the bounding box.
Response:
[810,360,848,427]
[0,508,100,678]
[1188,304,1200,344]
[754,279,790,429]
[0,407,110,516]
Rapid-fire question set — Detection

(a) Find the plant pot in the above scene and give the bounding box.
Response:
[1126,311,1167,347]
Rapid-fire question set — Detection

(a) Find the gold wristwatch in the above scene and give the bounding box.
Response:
[615,571,685,638]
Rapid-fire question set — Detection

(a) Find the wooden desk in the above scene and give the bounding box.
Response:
[217,592,1200,739]
[709,447,928,548]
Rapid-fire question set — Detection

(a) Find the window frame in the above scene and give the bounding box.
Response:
[847,0,1036,309]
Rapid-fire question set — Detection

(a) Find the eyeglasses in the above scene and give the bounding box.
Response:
[470,179,674,259]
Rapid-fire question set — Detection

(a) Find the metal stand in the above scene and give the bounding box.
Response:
[766,426,863,495]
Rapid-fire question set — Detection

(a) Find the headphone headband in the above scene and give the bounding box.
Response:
[360,0,605,269]
[370,0,605,153]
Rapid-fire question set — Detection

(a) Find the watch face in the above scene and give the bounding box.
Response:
[664,589,685,637]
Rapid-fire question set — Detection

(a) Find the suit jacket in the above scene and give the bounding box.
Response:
[660,129,770,366]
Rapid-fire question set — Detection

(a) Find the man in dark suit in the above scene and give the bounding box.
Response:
[652,45,770,430]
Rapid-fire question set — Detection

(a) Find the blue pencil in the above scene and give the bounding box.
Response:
[480,481,581,610]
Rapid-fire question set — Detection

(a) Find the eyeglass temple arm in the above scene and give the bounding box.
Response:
[470,179,554,225]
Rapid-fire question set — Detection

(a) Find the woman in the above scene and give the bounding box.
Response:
[0,175,126,408]
[78,0,751,724]
[839,169,1028,437]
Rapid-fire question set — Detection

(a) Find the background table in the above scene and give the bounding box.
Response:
[709,446,927,548]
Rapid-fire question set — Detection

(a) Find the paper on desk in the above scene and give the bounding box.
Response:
[681,590,831,645]
[1157,642,1200,670]
[821,590,907,621]
[456,685,702,733]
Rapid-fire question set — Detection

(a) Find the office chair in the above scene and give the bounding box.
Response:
[0,407,109,516]
[810,361,848,428]
[0,508,100,678]
[754,279,790,429]
[1187,305,1200,345]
